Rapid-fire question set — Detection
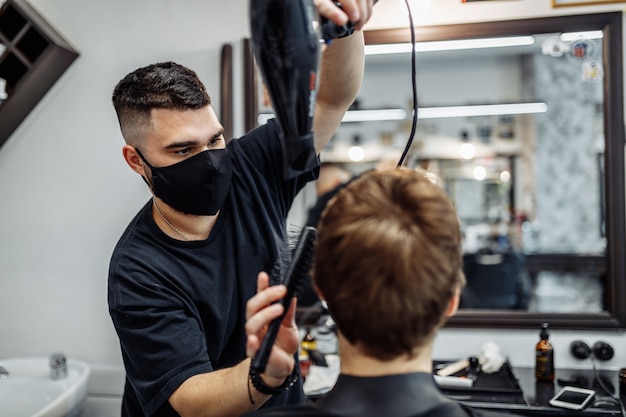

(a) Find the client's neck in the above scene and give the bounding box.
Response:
[338,333,433,376]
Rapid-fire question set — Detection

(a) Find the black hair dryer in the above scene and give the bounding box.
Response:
[249,0,321,179]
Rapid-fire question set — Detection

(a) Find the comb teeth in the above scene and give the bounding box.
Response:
[293,274,311,299]
[251,226,317,373]
[286,226,315,298]
[270,225,314,286]
[284,226,316,288]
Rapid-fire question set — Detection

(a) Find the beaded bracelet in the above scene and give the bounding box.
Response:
[249,365,298,397]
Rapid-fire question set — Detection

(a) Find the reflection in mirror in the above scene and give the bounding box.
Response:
[244,13,625,329]
[359,13,625,329]
[361,31,606,315]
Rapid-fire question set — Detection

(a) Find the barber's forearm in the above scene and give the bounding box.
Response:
[169,357,270,417]
[313,31,365,152]
[318,32,365,108]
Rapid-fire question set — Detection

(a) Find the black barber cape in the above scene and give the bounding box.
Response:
[244,372,511,417]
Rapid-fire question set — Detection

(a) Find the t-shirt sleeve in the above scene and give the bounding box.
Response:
[229,119,320,216]
[109,263,213,416]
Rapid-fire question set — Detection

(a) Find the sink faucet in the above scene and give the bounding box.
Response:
[49,353,67,380]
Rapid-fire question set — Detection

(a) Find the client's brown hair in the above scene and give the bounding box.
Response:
[313,168,464,360]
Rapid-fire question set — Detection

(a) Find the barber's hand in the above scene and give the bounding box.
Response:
[314,0,374,32]
[245,272,300,387]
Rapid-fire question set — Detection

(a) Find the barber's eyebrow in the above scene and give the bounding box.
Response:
[212,128,225,140]
[165,140,200,149]
[165,129,224,149]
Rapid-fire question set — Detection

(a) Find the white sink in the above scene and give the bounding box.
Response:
[0,357,90,417]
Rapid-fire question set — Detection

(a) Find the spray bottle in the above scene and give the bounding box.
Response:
[535,322,555,382]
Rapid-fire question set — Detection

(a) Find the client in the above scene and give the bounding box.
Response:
[245,168,508,417]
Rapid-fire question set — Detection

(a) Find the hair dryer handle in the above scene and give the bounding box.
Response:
[249,0,321,179]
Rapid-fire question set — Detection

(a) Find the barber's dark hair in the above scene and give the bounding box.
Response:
[112,61,211,144]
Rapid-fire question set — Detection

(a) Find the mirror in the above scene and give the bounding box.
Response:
[361,13,625,329]
[244,12,626,329]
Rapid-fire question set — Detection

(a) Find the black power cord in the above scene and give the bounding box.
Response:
[590,357,626,416]
[396,0,418,168]
[321,0,417,168]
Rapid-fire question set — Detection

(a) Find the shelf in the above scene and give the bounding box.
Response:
[0,0,78,147]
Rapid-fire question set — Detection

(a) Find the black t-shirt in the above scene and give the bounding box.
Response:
[108,120,315,417]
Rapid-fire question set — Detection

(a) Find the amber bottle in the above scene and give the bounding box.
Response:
[535,323,555,382]
[299,329,316,381]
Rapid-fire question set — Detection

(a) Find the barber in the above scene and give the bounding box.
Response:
[107,1,372,416]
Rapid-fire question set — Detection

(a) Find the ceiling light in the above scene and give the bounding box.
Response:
[473,166,487,181]
[459,142,476,159]
[257,102,547,125]
[347,135,365,162]
[365,35,535,55]
[419,102,548,119]
[560,31,604,42]
[258,108,407,125]
[341,109,407,122]
[348,145,365,162]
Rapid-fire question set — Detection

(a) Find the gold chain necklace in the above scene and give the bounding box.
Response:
[152,199,191,241]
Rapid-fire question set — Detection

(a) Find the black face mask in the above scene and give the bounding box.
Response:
[137,148,233,216]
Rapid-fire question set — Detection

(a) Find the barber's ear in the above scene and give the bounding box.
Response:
[445,287,461,317]
[122,145,146,176]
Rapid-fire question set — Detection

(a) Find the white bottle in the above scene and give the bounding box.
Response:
[313,314,337,355]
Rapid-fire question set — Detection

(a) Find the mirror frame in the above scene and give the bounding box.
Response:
[243,12,626,330]
[364,12,625,330]
[220,43,233,141]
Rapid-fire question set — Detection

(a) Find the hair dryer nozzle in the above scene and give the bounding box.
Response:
[249,0,321,179]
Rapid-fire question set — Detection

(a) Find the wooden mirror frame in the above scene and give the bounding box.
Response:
[220,43,233,142]
[244,12,626,330]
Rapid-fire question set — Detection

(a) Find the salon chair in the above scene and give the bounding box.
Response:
[461,250,530,310]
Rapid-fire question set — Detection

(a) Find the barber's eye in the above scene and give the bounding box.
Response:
[210,135,223,145]
[175,147,193,155]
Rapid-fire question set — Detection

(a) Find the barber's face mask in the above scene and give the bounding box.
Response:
[137,148,233,216]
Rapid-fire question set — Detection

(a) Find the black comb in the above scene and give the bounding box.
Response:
[251,226,317,373]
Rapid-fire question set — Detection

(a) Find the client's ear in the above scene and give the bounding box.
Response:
[445,287,461,317]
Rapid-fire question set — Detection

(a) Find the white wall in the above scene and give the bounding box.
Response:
[0,0,250,363]
[0,0,624,415]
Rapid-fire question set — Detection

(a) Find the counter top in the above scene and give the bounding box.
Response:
[437,362,624,416]
[306,356,624,416]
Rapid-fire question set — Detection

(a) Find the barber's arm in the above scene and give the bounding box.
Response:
[168,359,258,417]
[168,272,298,417]
[313,0,371,153]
